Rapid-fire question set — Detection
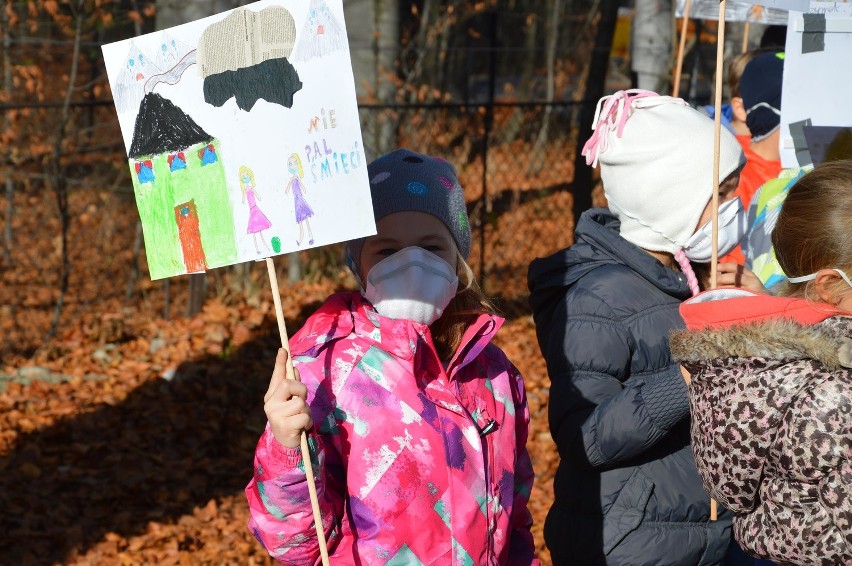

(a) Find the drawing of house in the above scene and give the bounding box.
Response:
[128,92,238,280]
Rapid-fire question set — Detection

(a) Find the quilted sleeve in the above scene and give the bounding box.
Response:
[544,290,690,469]
[245,360,347,565]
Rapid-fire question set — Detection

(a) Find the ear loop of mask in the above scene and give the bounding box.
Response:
[745,102,781,116]
[788,268,852,288]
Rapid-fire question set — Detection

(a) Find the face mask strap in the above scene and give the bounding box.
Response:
[788,268,852,287]
[745,101,781,116]
[681,197,745,262]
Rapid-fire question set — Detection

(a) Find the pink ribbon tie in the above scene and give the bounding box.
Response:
[581,89,674,168]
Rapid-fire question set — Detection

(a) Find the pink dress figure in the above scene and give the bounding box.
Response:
[239,166,272,254]
[285,153,314,245]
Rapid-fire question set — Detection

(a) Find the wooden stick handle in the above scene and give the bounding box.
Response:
[265,258,331,566]
[673,0,692,98]
[710,0,726,291]
[706,0,728,521]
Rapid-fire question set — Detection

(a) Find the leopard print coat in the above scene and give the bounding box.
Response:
[670,316,852,566]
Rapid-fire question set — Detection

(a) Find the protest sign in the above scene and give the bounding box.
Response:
[780,3,852,167]
[102,4,375,561]
[102,0,375,280]
[675,0,793,24]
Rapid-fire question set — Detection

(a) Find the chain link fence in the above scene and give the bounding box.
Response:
[357,101,583,309]
[0,1,619,358]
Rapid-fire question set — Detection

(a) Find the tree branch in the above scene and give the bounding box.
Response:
[45,0,86,342]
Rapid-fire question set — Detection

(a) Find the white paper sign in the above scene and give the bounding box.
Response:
[675,0,791,24]
[102,0,375,280]
[737,0,810,12]
[780,6,852,168]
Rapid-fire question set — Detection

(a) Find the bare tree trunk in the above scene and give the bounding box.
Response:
[373,0,399,156]
[123,3,145,299]
[346,0,399,158]
[126,220,144,300]
[229,261,259,300]
[2,6,13,262]
[130,0,143,35]
[402,0,437,103]
[572,0,620,223]
[632,0,672,92]
[46,1,85,341]
[288,252,302,284]
[187,271,207,317]
[529,0,562,174]
[164,279,171,320]
[497,13,539,145]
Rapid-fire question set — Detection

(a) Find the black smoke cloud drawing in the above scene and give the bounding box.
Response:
[197,6,303,112]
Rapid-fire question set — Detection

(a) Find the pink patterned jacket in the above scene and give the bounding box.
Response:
[246,292,539,565]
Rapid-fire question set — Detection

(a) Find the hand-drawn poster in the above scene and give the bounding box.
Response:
[779,2,852,168]
[102,0,375,280]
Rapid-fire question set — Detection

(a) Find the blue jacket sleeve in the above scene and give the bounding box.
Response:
[544,291,690,469]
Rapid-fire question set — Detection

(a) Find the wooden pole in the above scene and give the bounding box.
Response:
[265,257,331,566]
[672,0,692,97]
[710,2,726,293]
[707,0,727,522]
[742,21,750,53]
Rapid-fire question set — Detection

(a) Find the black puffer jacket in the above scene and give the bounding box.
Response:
[528,208,732,565]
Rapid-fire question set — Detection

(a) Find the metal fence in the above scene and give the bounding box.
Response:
[0,91,592,359]
[5,0,740,359]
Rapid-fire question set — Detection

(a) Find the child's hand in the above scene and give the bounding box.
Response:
[715,262,766,294]
[264,348,313,449]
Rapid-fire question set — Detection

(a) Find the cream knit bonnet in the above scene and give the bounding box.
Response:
[582,90,745,256]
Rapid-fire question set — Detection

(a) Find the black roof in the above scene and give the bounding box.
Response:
[129,92,213,159]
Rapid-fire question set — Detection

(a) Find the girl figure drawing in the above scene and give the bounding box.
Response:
[238,165,272,255]
[285,152,315,246]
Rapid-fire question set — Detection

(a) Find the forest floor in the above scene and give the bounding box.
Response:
[0,143,603,564]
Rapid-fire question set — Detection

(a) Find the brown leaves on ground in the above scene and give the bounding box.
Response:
[0,153,584,563]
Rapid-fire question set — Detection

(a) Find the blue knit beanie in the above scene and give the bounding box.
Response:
[346,148,470,284]
[740,51,784,142]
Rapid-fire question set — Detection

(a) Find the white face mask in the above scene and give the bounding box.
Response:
[682,197,747,263]
[363,246,459,325]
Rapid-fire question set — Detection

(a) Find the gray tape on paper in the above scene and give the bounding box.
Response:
[789,118,814,166]
[802,13,826,54]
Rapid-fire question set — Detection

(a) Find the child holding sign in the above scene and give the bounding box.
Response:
[246,149,539,565]
[671,159,852,565]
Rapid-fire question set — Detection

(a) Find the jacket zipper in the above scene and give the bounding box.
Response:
[481,419,497,564]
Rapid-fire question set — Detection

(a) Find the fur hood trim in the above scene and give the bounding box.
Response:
[671,317,852,370]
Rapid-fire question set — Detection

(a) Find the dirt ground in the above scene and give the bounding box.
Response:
[0,158,607,563]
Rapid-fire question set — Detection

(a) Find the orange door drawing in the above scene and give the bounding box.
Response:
[174,200,207,273]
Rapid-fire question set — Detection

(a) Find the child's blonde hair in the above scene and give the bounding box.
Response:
[727,50,760,99]
[289,153,304,178]
[238,165,256,192]
[430,252,497,361]
[772,160,852,303]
